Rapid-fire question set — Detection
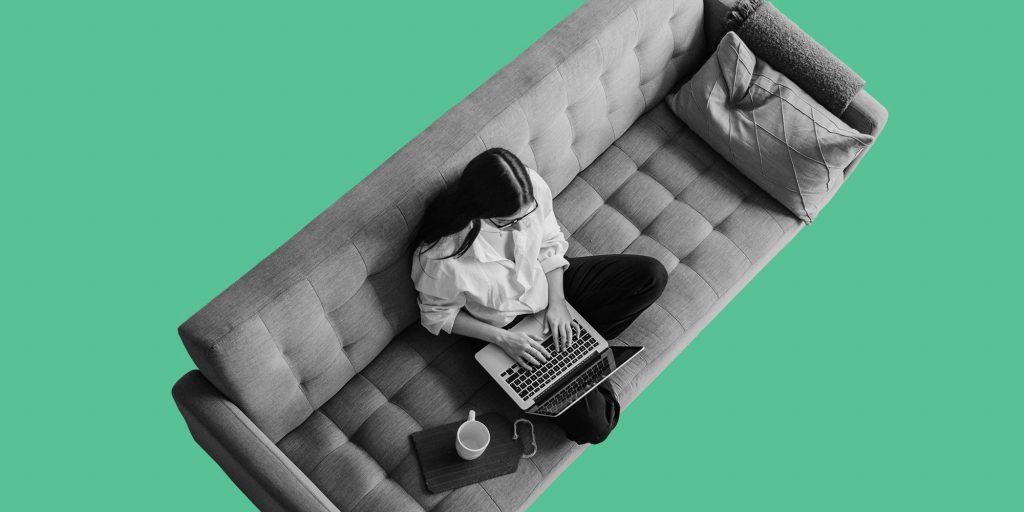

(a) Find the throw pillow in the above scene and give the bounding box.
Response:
[665,31,874,223]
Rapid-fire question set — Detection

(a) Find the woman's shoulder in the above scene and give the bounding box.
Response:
[413,227,471,273]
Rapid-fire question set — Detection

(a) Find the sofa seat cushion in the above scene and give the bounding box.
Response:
[276,328,587,512]
[276,99,806,512]
[552,99,804,407]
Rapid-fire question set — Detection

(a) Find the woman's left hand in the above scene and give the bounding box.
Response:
[544,298,575,352]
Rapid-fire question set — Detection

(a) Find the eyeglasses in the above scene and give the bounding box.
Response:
[490,200,538,229]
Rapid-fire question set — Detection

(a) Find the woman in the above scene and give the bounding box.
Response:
[406,147,668,445]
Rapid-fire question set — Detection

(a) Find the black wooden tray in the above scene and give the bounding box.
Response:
[409,412,521,493]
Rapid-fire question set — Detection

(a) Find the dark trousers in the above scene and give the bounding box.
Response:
[503,254,668,445]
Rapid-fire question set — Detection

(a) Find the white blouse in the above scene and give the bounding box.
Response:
[411,167,571,335]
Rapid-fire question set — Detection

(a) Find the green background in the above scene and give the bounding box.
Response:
[3,0,1021,510]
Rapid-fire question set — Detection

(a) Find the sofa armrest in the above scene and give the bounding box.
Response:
[701,0,888,179]
[840,88,889,178]
[172,371,339,512]
[841,88,889,139]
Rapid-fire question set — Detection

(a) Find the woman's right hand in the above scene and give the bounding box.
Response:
[496,330,551,370]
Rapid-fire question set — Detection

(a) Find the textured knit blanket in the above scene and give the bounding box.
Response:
[724,0,865,116]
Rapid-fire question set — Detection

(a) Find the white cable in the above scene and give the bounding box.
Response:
[512,418,537,458]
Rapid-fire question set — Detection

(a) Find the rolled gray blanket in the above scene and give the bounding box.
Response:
[724,0,865,116]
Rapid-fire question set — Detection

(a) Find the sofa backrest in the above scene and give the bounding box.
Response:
[178,0,708,442]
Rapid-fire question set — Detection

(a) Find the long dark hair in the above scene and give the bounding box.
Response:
[406,147,535,271]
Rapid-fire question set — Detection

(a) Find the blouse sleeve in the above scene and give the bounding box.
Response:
[530,169,571,274]
[411,253,467,336]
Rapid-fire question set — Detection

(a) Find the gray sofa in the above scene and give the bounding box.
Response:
[172,0,888,510]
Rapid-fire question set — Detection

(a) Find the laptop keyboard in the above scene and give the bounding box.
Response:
[500,319,599,400]
[535,355,612,415]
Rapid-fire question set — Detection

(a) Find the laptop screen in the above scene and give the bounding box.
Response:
[532,346,643,416]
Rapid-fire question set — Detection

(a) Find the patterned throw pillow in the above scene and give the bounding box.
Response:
[665,31,874,223]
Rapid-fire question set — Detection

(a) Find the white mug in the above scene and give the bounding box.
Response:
[455,410,490,460]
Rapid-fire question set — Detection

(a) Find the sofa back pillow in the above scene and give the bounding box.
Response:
[665,31,874,223]
[723,0,866,116]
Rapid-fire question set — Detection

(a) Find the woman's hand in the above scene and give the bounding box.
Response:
[497,330,551,370]
[544,298,576,352]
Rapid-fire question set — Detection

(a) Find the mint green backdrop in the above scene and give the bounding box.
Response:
[3,1,1021,510]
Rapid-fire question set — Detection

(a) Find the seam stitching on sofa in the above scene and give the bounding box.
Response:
[620,301,686,365]
[214,396,337,511]
[716,228,754,265]
[349,477,387,512]
[553,65,585,174]
[673,196,714,230]
[640,232,683,268]
[391,362,467,421]
[345,389,389,440]
[435,168,449,190]
[679,259,720,299]
[701,157,750,198]
[429,487,462,512]
[304,432,350,478]
[422,0,637,204]
[706,162,789,233]
[365,357,430,410]
[307,277,346,350]
[477,482,503,512]
[300,341,347,393]
[257,313,316,412]
[192,2,655,350]
[347,403,423,483]
[193,2,643,349]
[573,132,677,236]
[325,374,381,436]
[205,278,308,350]
[521,456,549,507]
[646,108,677,140]
[593,37,619,140]
[394,203,415,250]
[430,362,481,405]
[628,4,649,111]
[386,381,430,431]
[650,297,686,336]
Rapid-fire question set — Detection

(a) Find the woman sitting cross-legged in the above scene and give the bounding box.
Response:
[407,147,668,445]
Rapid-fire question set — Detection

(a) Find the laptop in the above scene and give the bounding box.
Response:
[474,301,644,417]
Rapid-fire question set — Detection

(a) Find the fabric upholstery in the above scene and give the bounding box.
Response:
[838,89,889,180]
[703,0,742,50]
[702,0,889,172]
[173,0,888,510]
[665,31,874,223]
[272,99,807,512]
[172,371,340,512]
[729,0,866,116]
[179,0,708,445]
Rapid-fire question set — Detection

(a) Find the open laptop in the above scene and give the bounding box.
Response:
[474,301,644,417]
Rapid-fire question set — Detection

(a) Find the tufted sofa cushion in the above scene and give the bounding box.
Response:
[174,0,888,510]
[267,98,807,511]
[178,0,708,444]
